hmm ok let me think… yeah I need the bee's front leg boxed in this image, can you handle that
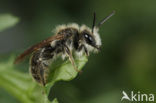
[78,45,89,56]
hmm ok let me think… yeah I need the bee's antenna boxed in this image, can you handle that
[97,11,115,28]
[92,12,96,34]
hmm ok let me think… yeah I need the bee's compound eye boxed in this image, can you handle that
[84,33,95,45]
[84,34,89,38]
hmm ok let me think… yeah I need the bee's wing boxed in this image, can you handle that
[14,34,64,64]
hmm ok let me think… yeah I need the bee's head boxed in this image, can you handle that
[80,27,101,52]
[80,11,115,52]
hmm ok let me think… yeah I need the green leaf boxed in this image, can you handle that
[0,14,19,32]
[45,56,88,100]
[0,55,88,103]
[51,98,59,103]
[0,56,37,103]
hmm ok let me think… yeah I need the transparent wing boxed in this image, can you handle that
[14,34,64,64]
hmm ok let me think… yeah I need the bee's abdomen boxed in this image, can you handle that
[30,45,55,86]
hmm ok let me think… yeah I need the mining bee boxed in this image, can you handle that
[14,11,115,86]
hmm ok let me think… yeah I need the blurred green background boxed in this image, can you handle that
[0,0,156,103]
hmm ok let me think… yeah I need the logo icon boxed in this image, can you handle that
[121,91,154,102]
[121,91,130,101]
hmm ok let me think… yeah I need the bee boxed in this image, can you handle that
[14,11,115,86]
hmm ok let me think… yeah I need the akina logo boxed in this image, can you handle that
[121,91,154,102]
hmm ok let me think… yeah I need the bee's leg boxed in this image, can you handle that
[64,45,80,72]
[84,46,89,56]
[38,62,47,86]
[77,45,83,51]
[30,45,55,86]
[40,45,55,85]
[30,50,47,86]
[78,45,89,56]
